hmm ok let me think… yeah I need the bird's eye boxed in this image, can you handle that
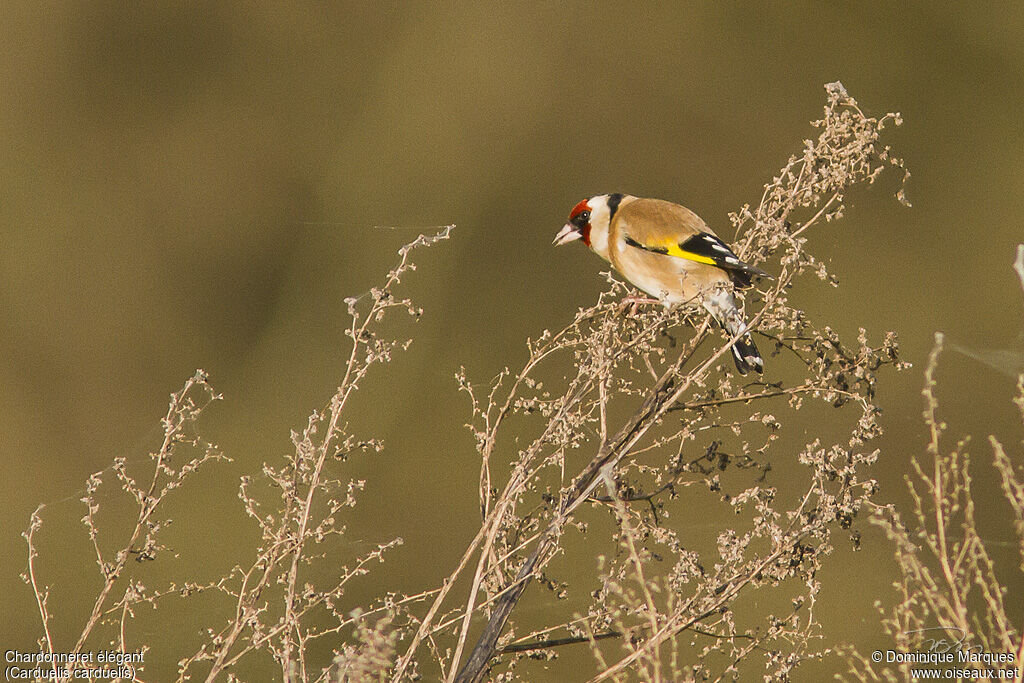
[572,210,591,228]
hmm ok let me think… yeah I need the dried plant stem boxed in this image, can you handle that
[452,127,858,677]
[279,296,377,680]
[51,373,219,682]
[76,390,180,656]
[454,313,771,682]
[400,313,642,680]
[925,336,969,633]
[499,629,626,655]
[417,83,912,682]
[198,229,451,683]
[842,248,1024,680]
[599,466,662,680]
[24,507,55,659]
[590,486,820,682]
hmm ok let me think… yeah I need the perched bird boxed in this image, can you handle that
[553,194,769,374]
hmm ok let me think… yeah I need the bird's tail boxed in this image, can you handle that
[703,289,763,375]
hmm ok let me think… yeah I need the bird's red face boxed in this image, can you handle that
[552,199,592,247]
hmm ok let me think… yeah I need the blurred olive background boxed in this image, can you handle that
[3,2,1023,679]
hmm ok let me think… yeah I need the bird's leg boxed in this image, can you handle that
[621,294,660,305]
[621,294,661,316]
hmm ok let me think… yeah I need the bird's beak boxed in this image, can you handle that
[552,223,582,246]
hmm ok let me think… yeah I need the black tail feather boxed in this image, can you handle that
[703,288,764,375]
[730,333,763,375]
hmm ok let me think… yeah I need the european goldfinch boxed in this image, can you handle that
[553,194,768,374]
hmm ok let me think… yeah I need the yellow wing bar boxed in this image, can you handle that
[623,236,718,266]
[661,241,717,265]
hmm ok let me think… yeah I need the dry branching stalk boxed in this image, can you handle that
[840,248,1024,682]
[24,229,454,683]
[23,370,225,681]
[391,82,911,683]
